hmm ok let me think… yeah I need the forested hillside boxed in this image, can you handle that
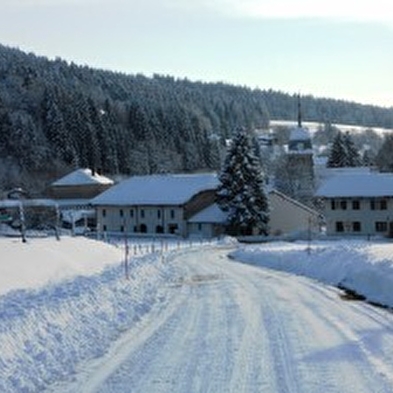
[0,44,392,194]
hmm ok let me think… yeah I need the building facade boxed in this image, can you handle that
[269,190,321,236]
[91,173,219,237]
[316,173,393,237]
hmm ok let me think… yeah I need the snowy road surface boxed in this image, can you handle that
[46,246,393,393]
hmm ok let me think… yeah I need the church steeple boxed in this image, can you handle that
[297,93,302,128]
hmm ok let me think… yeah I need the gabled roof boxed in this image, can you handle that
[188,203,227,224]
[316,173,393,198]
[52,169,113,186]
[270,189,321,216]
[91,173,219,206]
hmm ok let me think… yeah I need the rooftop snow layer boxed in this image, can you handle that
[52,169,113,186]
[289,126,311,141]
[91,173,219,206]
[188,203,227,223]
[316,173,393,198]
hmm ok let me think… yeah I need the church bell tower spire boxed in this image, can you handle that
[297,93,302,128]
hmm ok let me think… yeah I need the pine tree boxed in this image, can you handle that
[375,134,393,172]
[327,130,362,168]
[343,131,361,167]
[327,131,347,167]
[216,128,269,236]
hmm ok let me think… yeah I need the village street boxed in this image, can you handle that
[44,246,393,393]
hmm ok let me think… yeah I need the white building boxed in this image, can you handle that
[316,172,393,237]
[268,189,321,236]
[91,173,219,237]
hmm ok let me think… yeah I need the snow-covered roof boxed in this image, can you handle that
[289,126,311,141]
[91,173,219,206]
[188,203,227,224]
[316,173,393,198]
[52,169,113,186]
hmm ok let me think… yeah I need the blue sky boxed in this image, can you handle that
[1,0,393,107]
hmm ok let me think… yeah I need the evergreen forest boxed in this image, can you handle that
[1,43,393,194]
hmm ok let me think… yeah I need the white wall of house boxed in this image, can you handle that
[187,222,214,239]
[322,197,393,237]
[269,191,320,236]
[187,222,225,239]
[96,205,186,236]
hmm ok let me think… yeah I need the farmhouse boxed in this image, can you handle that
[91,173,219,237]
[316,172,393,237]
[45,168,114,232]
[46,168,114,204]
[268,189,321,236]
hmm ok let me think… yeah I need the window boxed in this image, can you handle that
[352,222,361,232]
[130,209,134,218]
[140,224,147,233]
[375,222,388,232]
[168,223,178,234]
[141,209,145,219]
[103,225,107,232]
[119,209,124,217]
[198,223,202,231]
[352,200,360,210]
[170,209,175,219]
[120,225,124,232]
[335,221,344,232]
[102,209,106,217]
[156,225,164,233]
[370,199,388,210]
[157,209,161,219]
[331,199,349,210]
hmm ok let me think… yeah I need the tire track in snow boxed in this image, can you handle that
[89,247,240,393]
[47,245,393,393]
[223,261,300,393]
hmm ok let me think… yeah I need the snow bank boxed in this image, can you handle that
[231,239,393,308]
[0,236,176,393]
[0,237,125,295]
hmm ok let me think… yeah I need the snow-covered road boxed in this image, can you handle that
[46,246,393,393]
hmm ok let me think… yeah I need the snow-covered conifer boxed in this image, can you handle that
[327,131,347,168]
[343,131,361,167]
[216,128,269,236]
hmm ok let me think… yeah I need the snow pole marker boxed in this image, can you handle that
[19,202,27,243]
[123,220,129,280]
[54,203,60,241]
[161,242,165,264]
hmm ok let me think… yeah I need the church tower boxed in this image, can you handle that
[285,95,315,205]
